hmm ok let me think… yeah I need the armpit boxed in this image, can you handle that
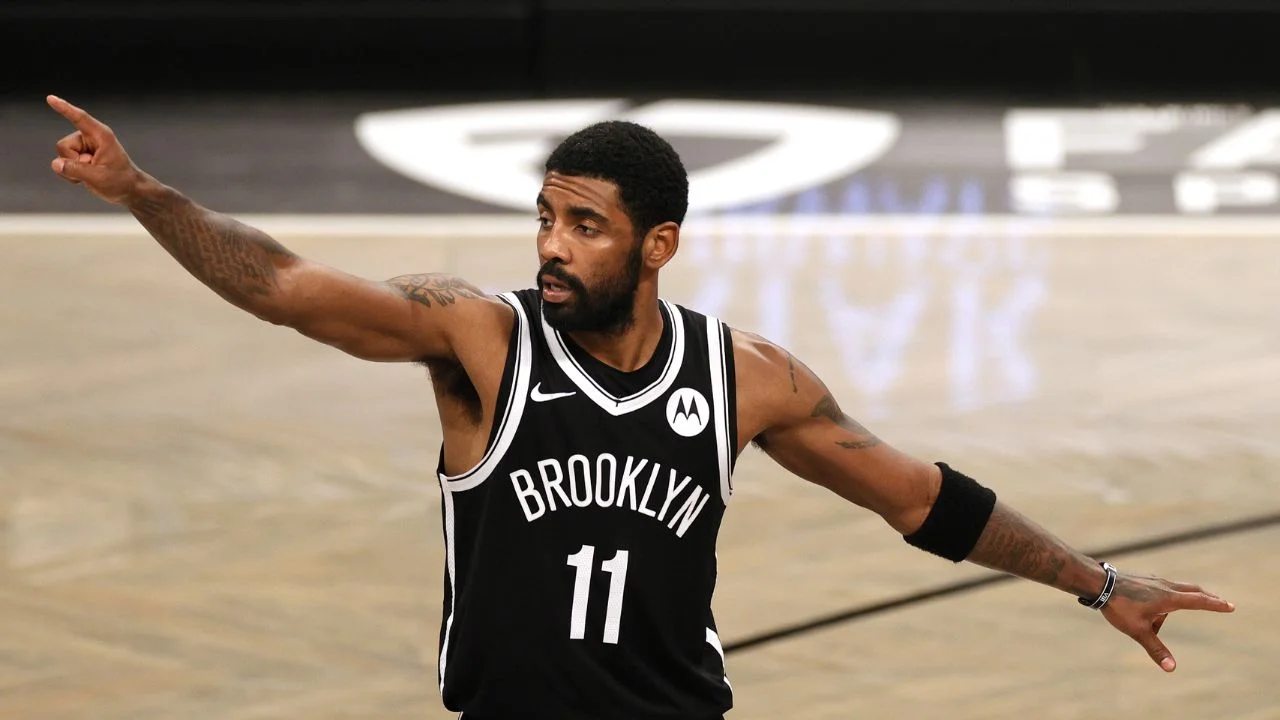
[424,358,483,425]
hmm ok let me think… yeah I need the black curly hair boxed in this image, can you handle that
[544,120,689,238]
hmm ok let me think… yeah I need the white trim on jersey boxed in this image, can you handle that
[438,487,458,694]
[438,291,533,491]
[541,299,686,417]
[706,317,733,505]
[705,627,733,691]
[436,293,532,693]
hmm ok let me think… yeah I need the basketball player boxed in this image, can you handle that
[46,94,1234,719]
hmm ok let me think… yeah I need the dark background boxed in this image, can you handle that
[4,0,1279,104]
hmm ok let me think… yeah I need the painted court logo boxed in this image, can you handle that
[666,388,710,437]
[353,99,900,214]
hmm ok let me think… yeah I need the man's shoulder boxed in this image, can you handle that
[725,326,788,373]
[653,301,782,371]
[717,324,817,447]
[465,286,535,322]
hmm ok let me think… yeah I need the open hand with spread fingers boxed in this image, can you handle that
[1090,565,1235,672]
[47,95,147,205]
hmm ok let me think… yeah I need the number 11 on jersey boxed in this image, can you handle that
[566,545,629,644]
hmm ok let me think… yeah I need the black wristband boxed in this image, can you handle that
[1077,562,1118,610]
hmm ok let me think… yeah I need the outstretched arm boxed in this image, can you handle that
[46,95,509,363]
[732,329,1234,673]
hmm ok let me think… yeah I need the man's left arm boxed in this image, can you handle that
[732,329,1234,673]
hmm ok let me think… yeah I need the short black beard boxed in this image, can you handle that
[538,243,643,336]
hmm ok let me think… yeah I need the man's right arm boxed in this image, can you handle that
[126,179,506,362]
[47,95,508,363]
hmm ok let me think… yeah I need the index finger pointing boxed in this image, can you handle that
[1174,592,1235,613]
[47,95,109,136]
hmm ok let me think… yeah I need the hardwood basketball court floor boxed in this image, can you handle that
[1,215,1277,719]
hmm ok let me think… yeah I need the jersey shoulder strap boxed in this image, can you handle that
[436,289,536,491]
[669,300,741,495]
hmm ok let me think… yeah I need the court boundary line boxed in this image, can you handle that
[723,510,1280,654]
[7,213,1280,238]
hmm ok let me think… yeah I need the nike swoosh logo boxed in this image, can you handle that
[530,383,577,402]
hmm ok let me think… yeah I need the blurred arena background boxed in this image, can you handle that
[3,1,1280,718]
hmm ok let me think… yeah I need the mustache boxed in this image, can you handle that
[538,261,588,295]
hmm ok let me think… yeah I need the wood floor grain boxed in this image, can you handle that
[1,225,1275,719]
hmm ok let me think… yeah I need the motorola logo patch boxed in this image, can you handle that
[666,388,710,438]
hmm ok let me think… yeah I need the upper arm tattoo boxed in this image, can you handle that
[811,393,882,451]
[388,273,484,308]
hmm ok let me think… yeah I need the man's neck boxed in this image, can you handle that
[565,301,665,373]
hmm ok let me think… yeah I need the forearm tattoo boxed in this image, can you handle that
[388,273,484,308]
[966,503,1096,596]
[130,190,296,307]
[811,393,882,450]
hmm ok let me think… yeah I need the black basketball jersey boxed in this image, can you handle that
[434,288,737,720]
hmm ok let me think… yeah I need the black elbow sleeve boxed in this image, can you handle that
[903,462,997,563]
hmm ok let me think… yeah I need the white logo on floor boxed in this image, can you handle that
[353,99,900,214]
[666,388,710,437]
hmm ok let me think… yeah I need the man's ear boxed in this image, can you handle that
[642,221,680,270]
